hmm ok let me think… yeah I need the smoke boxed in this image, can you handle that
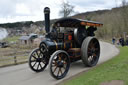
[0,28,8,40]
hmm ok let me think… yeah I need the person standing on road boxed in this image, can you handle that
[112,37,116,45]
[119,37,125,46]
[126,36,128,46]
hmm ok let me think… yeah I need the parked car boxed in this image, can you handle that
[0,42,9,48]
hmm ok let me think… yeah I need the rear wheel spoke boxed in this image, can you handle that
[93,53,97,57]
[93,42,97,46]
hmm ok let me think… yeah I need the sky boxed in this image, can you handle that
[0,0,126,23]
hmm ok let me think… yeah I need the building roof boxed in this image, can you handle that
[19,36,29,40]
[19,33,38,40]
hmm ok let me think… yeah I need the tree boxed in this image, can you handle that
[121,0,128,33]
[59,1,74,18]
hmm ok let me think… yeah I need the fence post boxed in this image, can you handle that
[14,56,17,65]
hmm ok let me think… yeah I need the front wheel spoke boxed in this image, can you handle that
[52,64,56,67]
[53,61,57,64]
[39,62,43,69]
[52,63,56,66]
[52,62,57,67]
[31,59,36,62]
[59,68,63,75]
[57,68,60,76]
[37,63,40,70]
[32,55,37,59]
[53,66,57,73]
[38,52,41,58]
[58,55,61,61]
[32,62,37,67]
[36,51,40,58]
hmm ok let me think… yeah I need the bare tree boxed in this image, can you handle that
[122,0,128,6]
[59,1,74,18]
[121,0,128,32]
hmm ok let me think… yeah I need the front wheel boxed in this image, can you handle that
[81,37,100,67]
[49,50,70,80]
[28,48,48,72]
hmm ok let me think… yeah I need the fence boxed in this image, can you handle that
[0,51,30,67]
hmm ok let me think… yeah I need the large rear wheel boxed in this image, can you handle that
[81,37,100,67]
[49,50,70,80]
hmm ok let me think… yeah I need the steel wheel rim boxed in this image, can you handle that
[50,52,70,79]
[29,49,47,72]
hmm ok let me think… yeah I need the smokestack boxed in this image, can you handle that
[44,7,50,33]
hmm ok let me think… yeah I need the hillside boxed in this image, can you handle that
[0,5,128,39]
[0,19,57,29]
[72,6,128,39]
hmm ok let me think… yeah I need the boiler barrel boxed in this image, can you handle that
[45,40,73,52]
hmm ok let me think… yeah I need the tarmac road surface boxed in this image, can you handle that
[0,41,119,85]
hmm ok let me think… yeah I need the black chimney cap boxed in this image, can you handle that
[44,7,50,14]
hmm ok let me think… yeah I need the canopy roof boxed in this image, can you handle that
[53,18,103,28]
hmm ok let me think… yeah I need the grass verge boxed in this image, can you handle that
[3,36,20,42]
[62,46,128,85]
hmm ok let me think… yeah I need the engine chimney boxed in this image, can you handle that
[44,7,50,33]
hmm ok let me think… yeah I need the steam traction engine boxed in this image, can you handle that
[28,7,103,79]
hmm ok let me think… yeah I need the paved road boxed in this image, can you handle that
[0,42,119,85]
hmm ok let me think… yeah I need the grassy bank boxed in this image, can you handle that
[3,36,20,42]
[62,46,128,85]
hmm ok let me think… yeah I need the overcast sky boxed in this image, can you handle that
[0,0,127,23]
